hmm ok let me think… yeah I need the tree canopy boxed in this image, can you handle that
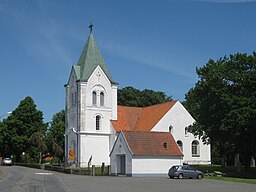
[185,52,256,167]
[0,96,47,162]
[118,86,172,107]
[45,110,65,162]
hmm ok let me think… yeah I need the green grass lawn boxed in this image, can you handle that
[81,166,109,176]
[205,175,256,184]
[193,165,256,184]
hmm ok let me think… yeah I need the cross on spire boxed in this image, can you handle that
[89,22,93,33]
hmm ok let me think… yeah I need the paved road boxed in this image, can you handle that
[0,166,69,192]
[0,166,255,192]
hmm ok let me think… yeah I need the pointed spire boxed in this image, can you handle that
[76,23,114,83]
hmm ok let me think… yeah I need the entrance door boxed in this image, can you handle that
[119,155,126,175]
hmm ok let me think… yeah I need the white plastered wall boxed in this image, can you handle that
[81,65,116,133]
[80,134,110,166]
[78,66,117,166]
[67,68,78,132]
[110,132,182,177]
[152,101,211,165]
[132,156,182,177]
[65,67,79,164]
[66,129,78,164]
[110,132,132,175]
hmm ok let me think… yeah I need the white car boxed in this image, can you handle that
[2,158,12,166]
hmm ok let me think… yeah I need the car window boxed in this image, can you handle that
[189,166,196,170]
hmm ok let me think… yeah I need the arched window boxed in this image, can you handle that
[100,92,104,106]
[169,125,173,133]
[96,115,101,131]
[177,140,183,152]
[192,140,200,157]
[92,91,97,105]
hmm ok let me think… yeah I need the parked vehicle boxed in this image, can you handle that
[2,158,13,166]
[168,165,203,179]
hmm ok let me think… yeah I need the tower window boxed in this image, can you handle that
[92,91,97,105]
[192,140,200,157]
[71,92,77,106]
[71,93,74,106]
[100,92,104,106]
[96,115,101,131]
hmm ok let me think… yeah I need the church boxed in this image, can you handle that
[64,24,211,175]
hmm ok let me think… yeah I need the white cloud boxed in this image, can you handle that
[101,39,196,80]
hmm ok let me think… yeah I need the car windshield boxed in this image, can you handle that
[5,158,11,160]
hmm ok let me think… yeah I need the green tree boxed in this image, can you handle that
[46,110,65,162]
[28,131,47,164]
[0,96,47,162]
[118,86,172,107]
[185,52,256,167]
[0,121,7,157]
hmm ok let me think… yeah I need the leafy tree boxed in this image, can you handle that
[0,96,47,162]
[0,121,7,157]
[28,131,47,164]
[46,110,65,162]
[118,86,172,107]
[185,52,256,168]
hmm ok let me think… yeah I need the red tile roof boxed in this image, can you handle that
[122,131,183,156]
[111,101,177,132]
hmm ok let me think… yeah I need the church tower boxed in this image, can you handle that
[65,23,118,167]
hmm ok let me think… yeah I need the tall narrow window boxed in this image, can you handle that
[100,92,104,106]
[192,140,200,157]
[96,115,101,130]
[71,93,74,106]
[92,91,97,105]
[75,92,77,105]
[177,140,183,152]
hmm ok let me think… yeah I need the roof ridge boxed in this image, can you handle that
[117,105,143,109]
[122,130,172,133]
[142,100,177,109]
[118,101,177,109]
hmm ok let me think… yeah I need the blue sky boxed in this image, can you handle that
[0,0,256,122]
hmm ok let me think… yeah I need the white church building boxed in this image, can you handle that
[64,25,211,174]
